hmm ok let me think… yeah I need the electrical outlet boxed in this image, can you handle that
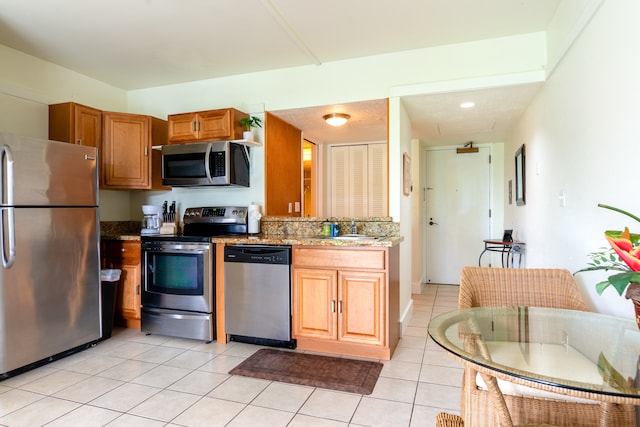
[294,202,300,212]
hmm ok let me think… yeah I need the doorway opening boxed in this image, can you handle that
[303,139,317,217]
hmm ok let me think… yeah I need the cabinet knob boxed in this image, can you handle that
[121,248,126,253]
[331,300,335,313]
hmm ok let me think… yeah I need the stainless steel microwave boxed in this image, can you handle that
[161,141,250,187]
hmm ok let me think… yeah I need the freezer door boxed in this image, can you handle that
[0,133,98,207]
[0,207,100,374]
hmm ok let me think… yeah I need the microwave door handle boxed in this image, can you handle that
[204,142,213,183]
[0,145,16,268]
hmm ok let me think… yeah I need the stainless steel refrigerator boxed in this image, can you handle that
[0,133,101,377]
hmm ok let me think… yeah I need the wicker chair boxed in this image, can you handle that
[457,266,636,427]
[435,412,555,427]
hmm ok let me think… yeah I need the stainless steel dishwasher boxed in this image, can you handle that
[224,245,295,348]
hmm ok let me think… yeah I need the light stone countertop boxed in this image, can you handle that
[101,233,402,247]
[100,217,403,247]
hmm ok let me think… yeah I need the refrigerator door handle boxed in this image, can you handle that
[0,144,14,206]
[0,145,16,268]
[1,207,16,268]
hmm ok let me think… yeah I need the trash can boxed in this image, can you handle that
[100,269,121,340]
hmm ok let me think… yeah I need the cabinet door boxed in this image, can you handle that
[121,264,141,319]
[102,112,151,189]
[168,112,198,143]
[115,263,141,320]
[338,270,386,346]
[292,268,337,340]
[198,109,232,140]
[49,102,102,148]
[74,104,102,148]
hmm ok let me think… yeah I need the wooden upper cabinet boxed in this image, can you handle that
[49,102,102,148]
[102,112,168,190]
[168,108,248,143]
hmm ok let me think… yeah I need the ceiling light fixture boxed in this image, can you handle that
[460,101,475,109]
[323,113,350,126]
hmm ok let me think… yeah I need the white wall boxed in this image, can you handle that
[411,138,423,293]
[389,97,414,331]
[506,0,640,319]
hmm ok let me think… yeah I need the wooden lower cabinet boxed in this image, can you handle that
[292,246,397,360]
[102,240,142,329]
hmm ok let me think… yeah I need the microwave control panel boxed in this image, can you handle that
[211,151,225,177]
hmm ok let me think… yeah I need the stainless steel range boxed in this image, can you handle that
[140,206,247,342]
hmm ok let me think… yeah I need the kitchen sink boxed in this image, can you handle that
[327,234,378,241]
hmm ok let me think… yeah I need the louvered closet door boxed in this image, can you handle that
[368,143,387,216]
[348,145,368,217]
[331,146,349,216]
[330,143,387,217]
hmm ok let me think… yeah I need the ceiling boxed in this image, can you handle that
[0,0,559,144]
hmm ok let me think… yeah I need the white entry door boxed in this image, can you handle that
[425,147,491,284]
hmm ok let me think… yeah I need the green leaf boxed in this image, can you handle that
[595,281,611,295]
[598,204,640,225]
[608,272,640,295]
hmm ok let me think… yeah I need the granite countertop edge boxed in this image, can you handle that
[100,234,404,247]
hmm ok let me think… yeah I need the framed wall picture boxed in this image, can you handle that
[403,152,412,196]
[508,179,513,205]
[515,144,526,206]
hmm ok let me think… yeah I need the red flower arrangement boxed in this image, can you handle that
[576,204,640,296]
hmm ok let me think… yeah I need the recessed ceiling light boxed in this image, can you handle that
[460,101,475,109]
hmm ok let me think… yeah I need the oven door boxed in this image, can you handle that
[142,241,213,313]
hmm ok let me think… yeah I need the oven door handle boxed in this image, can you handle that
[144,308,209,321]
[143,248,210,255]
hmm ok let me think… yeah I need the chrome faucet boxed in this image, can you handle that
[351,220,357,234]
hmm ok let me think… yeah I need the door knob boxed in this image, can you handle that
[429,218,438,226]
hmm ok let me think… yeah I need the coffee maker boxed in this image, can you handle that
[141,205,162,235]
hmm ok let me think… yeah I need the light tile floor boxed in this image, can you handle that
[0,284,462,427]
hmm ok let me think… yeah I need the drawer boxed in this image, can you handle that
[103,240,141,261]
[293,247,386,270]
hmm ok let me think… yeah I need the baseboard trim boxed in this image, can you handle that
[399,298,414,337]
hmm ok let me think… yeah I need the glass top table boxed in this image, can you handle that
[428,307,640,425]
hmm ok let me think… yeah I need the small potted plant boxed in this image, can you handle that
[239,116,262,141]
